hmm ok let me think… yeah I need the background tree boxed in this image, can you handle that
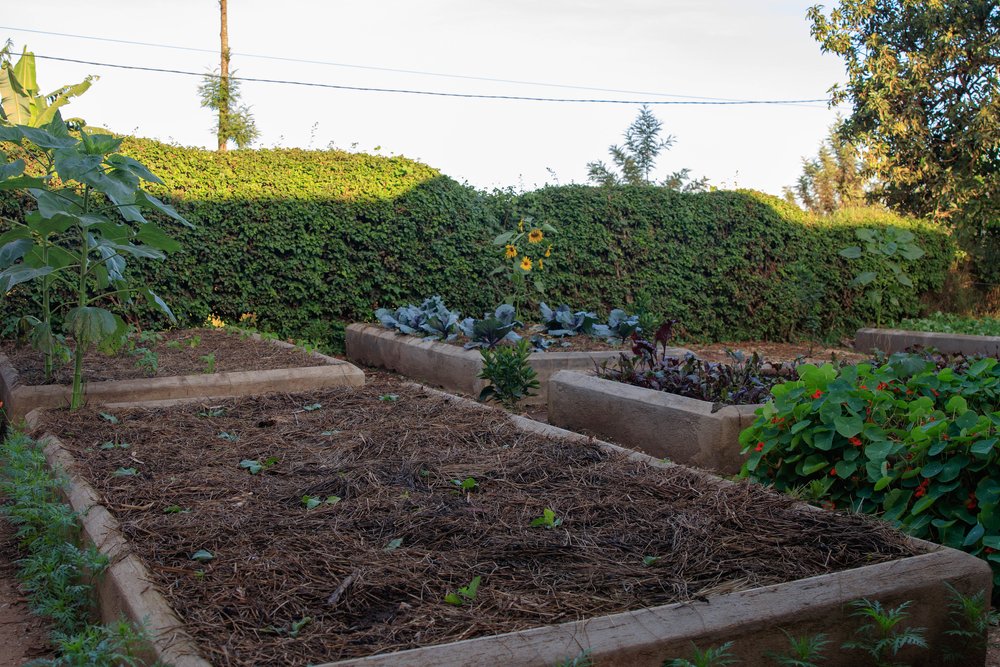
[808,0,1000,283]
[199,0,258,151]
[784,121,871,214]
[587,105,707,192]
[1,45,95,129]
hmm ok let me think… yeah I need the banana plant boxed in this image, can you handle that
[0,48,96,129]
[0,119,190,408]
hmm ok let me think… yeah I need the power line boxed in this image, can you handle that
[29,53,833,106]
[3,24,823,104]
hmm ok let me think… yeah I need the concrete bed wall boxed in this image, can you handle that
[856,327,1000,357]
[345,323,689,406]
[1,335,365,424]
[548,370,757,475]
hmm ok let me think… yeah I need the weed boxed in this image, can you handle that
[164,339,182,350]
[200,352,216,373]
[131,347,158,376]
[664,641,737,667]
[444,576,481,606]
[451,477,478,492]
[841,598,927,666]
[530,507,563,529]
[98,441,129,450]
[302,495,340,510]
[163,505,189,514]
[379,393,400,402]
[302,403,322,411]
[112,467,137,477]
[217,431,239,442]
[642,555,660,567]
[98,412,118,424]
[197,407,225,418]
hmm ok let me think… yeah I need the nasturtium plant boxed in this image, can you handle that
[740,353,1000,585]
[0,112,191,408]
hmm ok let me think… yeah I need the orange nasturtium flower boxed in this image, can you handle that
[520,256,533,272]
[505,244,517,259]
[528,228,544,243]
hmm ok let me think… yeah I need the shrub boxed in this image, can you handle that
[740,354,1000,585]
[477,339,539,409]
[897,312,1000,338]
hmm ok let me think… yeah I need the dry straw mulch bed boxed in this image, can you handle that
[4,328,321,385]
[40,380,914,666]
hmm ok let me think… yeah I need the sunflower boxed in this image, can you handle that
[538,258,544,270]
[520,256,533,272]
[544,244,552,258]
[528,228,544,243]
[505,244,517,259]
[517,219,525,232]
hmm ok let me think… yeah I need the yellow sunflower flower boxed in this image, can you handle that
[517,219,525,232]
[528,228,544,243]
[544,245,552,258]
[538,258,544,270]
[520,256,533,272]
[505,244,517,259]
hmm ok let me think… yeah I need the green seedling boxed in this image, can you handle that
[165,339,182,350]
[302,403,322,411]
[99,440,130,450]
[767,630,831,667]
[452,477,479,492]
[112,467,137,477]
[841,598,927,665]
[302,495,340,510]
[200,352,216,373]
[378,393,399,402]
[190,549,214,562]
[132,347,158,375]
[99,412,119,424]
[187,335,201,348]
[239,457,277,475]
[163,505,189,514]
[664,641,738,667]
[444,575,481,606]
[265,616,312,637]
[531,508,563,529]
[384,537,404,552]
[198,407,226,418]
[217,431,239,442]
[320,430,341,436]
[642,555,660,567]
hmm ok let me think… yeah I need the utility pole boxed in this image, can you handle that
[218,0,229,152]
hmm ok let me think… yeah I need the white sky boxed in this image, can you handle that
[4,1,849,195]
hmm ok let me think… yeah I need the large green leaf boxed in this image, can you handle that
[0,158,25,181]
[53,149,104,182]
[0,238,33,269]
[0,67,31,125]
[0,264,53,292]
[134,222,182,252]
[18,126,77,149]
[135,190,192,227]
[65,306,123,343]
[839,246,862,259]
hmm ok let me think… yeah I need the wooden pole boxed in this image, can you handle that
[218,0,229,152]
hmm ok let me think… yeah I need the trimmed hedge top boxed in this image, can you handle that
[0,137,954,350]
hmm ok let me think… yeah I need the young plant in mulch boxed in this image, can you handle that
[740,352,1000,586]
[477,338,540,409]
[0,115,190,408]
[597,322,796,407]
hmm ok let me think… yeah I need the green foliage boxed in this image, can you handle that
[477,338,540,409]
[587,105,707,192]
[198,70,258,149]
[941,582,997,663]
[0,432,148,665]
[838,226,925,326]
[443,576,481,606]
[784,121,870,215]
[0,47,95,129]
[766,631,830,667]
[492,215,556,313]
[740,354,1000,585]
[0,139,953,351]
[840,599,927,666]
[458,304,522,350]
[663,642,737,667]
[530,507,563,529]
[808,0,1000,284]
[898,312,1000,338]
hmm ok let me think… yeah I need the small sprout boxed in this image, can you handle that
[302,495,340,510]
[288,616,311,638]
[240,459,263,475]
[198,407,226,418]
[200,352,216,374]
[530,508,563,529]
[99,441,130,450]
[112,467,138,477]
[303,403,323,411]
[188,335,202,348]
[643,555,660,567]
[163,505,189,514]
[99,412,119,424]
[190,549,214,562]
[419,469,430,477]
[217,431,239,442]
[165,340,182,350]
[444,576,482,606]
[320,430,341,436]
[384,537,404,552]
[451,477,479,492]
[378,393,400,402]
[193,569,205,578]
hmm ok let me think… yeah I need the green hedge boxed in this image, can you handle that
[0,137,955,349]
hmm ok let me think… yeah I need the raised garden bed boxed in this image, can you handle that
[548,370,758,474]
[1,328,364,423]
[27,380,990,666]
[855,327,1000,358]
[345,323,687,405]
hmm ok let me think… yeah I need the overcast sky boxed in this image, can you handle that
[4,1,849,195]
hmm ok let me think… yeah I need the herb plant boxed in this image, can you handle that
[477,338,539,409]
[0,116,190,408]
[458,304,522,349]
[664,642,738,667]
[840,599,927,666]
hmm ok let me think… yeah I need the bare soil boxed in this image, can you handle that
[39,379,914,666]
[0,516,52,665]
[689,340,869,365]
[3,328,324,386]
